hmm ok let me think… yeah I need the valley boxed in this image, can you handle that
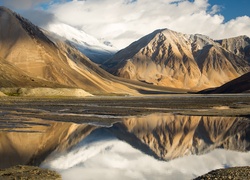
[0,5,250,180]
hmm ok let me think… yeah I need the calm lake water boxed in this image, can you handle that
[0,96,250,179]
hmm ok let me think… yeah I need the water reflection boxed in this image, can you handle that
[1,112,250,179]
[0,117,95,168]
[109,113,250,160]
[41,113,250,180]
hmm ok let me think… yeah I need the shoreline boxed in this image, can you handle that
[0,94,249,179]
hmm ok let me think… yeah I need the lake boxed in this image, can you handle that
[0,95,250,179]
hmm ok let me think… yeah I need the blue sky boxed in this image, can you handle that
[0,0,249,48]
[208,0,249,22]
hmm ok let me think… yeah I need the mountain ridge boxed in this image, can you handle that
[0,7,182,96]
[103,28,250,90]
[0,6,128,95]
[44,23,116,64]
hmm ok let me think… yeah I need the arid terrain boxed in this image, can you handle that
[0,5,250,180]
[0,94,249,125]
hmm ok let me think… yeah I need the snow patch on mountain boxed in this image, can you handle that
[44,23,117,64]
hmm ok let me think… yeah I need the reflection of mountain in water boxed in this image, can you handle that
[40,113,250,180]
[1,113,250,170]
[0,118,95,168]
[109,113,250,160]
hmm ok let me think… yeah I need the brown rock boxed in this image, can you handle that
[0,165,61,180]
[194,166,250,180]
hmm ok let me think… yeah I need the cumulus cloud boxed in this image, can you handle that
[209,5,221,15]
[2,0,250,49]
[38,0,249,49]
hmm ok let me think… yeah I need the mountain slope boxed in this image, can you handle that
[44,23,116,64]
[201,72,250,93]
[216,35,250,62]
[0,7,153,95]
[104,29,250,90]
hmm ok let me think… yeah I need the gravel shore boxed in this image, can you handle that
[194,166,250,180]
[0,165,61,180]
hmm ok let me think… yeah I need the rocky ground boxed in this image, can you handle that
[0,165,61,180]
[0,94,249,126]
[194,166,250,180]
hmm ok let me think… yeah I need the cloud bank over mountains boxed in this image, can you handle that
[1,0,250,49]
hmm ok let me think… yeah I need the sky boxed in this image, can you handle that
[0,0,250,49]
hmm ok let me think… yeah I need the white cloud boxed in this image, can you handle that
[209,5,221,15]
[4,0,250,49]
[41,131,250,180]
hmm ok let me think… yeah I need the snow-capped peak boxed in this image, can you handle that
[44,23,117,64]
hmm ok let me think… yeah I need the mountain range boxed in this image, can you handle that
[0,6,178,96]
[0,6,249,95]
[103,29,250,90]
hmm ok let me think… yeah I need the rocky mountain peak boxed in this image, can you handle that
[0,7,146,95]
[216,35,250,61]
[104,28,250,90]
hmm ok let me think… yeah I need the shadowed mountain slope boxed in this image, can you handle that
[200,72,250,93]
[0,7,120,94]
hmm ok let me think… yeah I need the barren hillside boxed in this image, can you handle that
[104,29,250,90]
[0,7,176,96]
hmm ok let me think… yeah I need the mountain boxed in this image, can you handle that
[200,72,250,93]
[0,6,127,95]
[216,35,250,62]
[44,23,116,64]
[103,29,250,90]
[1,7,175,96]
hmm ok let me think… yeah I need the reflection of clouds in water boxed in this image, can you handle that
[42,128,250,180]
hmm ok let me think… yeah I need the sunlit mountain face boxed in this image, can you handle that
[103,29,250,90]
[1,7,163,97]
[39,113,250,180]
